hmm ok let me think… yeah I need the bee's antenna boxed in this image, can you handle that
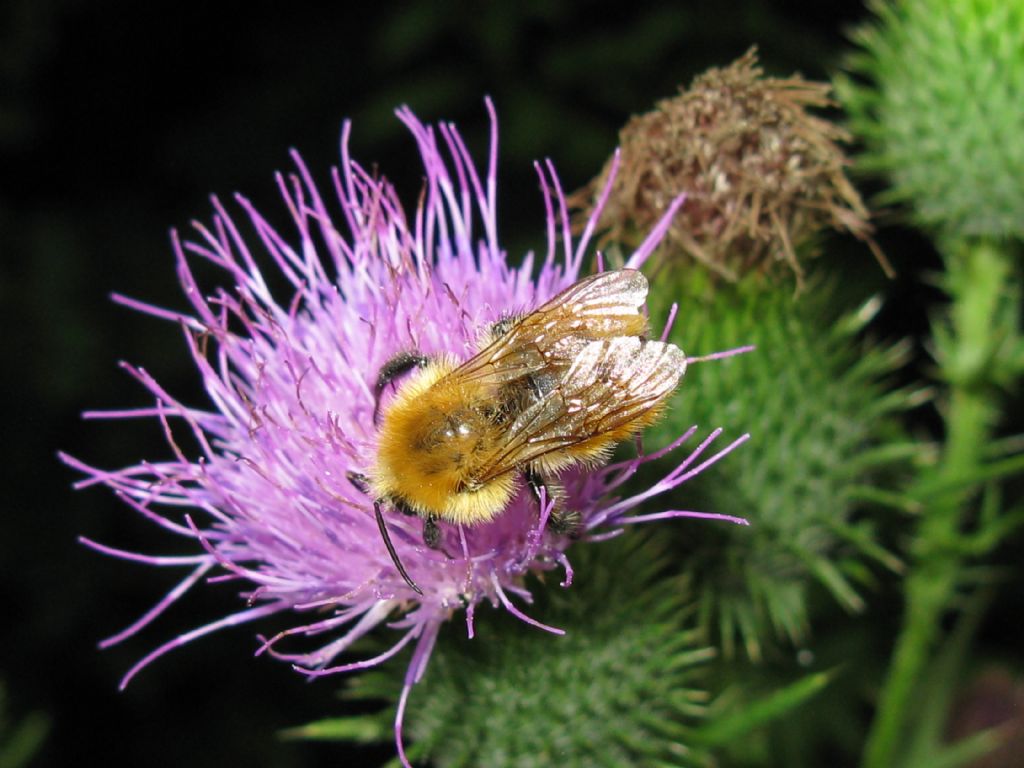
[374,501,424,596]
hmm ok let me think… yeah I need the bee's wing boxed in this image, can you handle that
[455,269,651,385]
[475,336,687,482]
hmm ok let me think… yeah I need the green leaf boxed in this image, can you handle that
[914,452,1024,501]
[280,715,387,743]
[902,729,1003,768]
[0,711,49,768]
[691,669,835,747]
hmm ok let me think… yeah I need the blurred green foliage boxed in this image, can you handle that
[838,0,1024,239]
[0,682,48,768]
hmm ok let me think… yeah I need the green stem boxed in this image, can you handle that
[861,240,1009,768]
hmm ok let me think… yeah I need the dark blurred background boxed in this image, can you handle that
[0,1,950,766]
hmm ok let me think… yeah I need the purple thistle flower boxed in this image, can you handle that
[62,100,748,767]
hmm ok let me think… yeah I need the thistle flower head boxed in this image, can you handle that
[63,102,746,765]
[575,49,883,283]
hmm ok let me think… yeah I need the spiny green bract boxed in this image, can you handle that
[838,0,1024,238]
[650,273,915,661]
[341,534,715,768]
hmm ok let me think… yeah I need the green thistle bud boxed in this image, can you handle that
[838,0,1024,237]
[575,49,881,284]
[331,534,715,767]
[650,274,917,660]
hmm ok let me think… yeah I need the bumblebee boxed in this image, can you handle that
[350,268,689,594]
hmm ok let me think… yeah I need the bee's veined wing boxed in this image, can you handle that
[474,336,687,483]
[453,269,651,386]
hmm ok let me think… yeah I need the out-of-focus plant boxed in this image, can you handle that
[837,2,1024,767]
[0,681,48,768]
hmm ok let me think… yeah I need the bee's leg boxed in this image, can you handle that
[392,495,452,554]
[524,466,547,508]
[415,511,457,560]
[549,507,582,537]
[373,500,423,596]
[346,471,371,495]
[374,352,431,425]
[486,313,526,341]
[524,467,581,537]
[423,515,443,550]
[391,497,418,517]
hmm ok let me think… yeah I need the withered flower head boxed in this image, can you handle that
[576,48,885,283]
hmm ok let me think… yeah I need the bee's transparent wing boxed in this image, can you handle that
[475,337,687,482]
[454,269,651,385]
